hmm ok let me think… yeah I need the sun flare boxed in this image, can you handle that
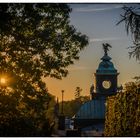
[0,78,6,84]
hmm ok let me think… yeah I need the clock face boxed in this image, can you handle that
[102,80,111,89]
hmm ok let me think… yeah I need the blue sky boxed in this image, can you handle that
[46,3,140,101]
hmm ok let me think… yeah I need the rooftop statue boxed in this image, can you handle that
[102,43,112,55]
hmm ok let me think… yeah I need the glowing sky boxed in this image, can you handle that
[45,4,140,101]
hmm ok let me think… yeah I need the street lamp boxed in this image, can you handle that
[58,90,65,130]
[61,90,64,115]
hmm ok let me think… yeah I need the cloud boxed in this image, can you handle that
[74,5,123,13]
[68,66,92,71]
[90,37,123,42]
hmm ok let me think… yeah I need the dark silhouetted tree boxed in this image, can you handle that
[117,5,140,61]
[0,3,88,136]
[75,86,82,99]
[60,95,90,118]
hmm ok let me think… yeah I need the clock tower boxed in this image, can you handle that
[74,44,120,131]
[91,43,119,99]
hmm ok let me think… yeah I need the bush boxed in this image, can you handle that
[104,81,140,136]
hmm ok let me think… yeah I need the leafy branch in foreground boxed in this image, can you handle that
[117,5,140,61]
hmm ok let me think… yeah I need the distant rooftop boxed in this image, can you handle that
[74,99,106,119]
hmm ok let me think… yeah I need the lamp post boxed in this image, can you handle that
[58,90,65,130]
[61,90,64,115]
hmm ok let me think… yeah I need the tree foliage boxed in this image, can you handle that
[60,86,90,118]
[0,3,88,136]
[104,80,140,136]
[60,95,90,118]
[74,86,82,99]
[117,5,140,61]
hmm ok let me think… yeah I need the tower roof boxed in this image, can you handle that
[74,99,105,119]
[96,45,117,74]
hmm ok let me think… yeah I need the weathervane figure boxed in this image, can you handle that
[102,43,112,55]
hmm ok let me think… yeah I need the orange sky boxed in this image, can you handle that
[44,4,140,101]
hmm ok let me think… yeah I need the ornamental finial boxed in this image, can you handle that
[102,43,112,55]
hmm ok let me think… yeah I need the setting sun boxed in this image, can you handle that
[0,77,7,84]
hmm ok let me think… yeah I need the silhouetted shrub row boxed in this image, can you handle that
[104,82,140,136]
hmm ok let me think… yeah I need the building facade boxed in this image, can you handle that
[74,44,119,131]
